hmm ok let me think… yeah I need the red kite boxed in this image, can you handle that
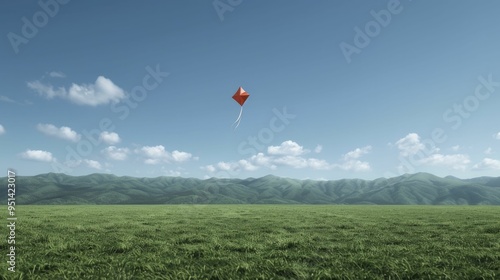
[232,87,249,129]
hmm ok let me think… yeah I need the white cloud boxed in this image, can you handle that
[21,150,54,162]
[202,165,216,173]
[99,131,120,145]
[268,140,305,156]
[49,71,66,78]
[337,160,371,172]
[68,76,125,106]
[204,152,332,174]
[336,146,372,171]
[27,76,125,106]
[202,160,253,174]
[64,159,103,170]
[266,156,329,170]
[314,145,323,153]
[84,159,102,170]
[101,146,129,160]
[307,158,331,170]
[135,145,195,164]
[37,123,81,142]
[343,145,372,161]
[273,155,308,168]
[171,150,193,162]
[27,81,66,99]
[484,147,493,155]
[392,134,472,171]
[0,124,5,135]
[138,145,168,159]
[216,161,237,171]
[250,153,273,167]
[238,159,258,171]
[205,160,259,173]
[395,133,425,156]
[418,154,470,170]
[495,132,500,140]
[473,158,500,170]
[203,142,375,176]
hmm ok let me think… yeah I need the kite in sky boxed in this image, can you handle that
[232,86,250,129]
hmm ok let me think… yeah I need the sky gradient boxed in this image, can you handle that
[1,0,500,180]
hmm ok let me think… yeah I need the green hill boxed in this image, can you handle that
[2,172,499,205]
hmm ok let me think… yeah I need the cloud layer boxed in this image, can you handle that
[37,123,81,142]
[100,131,121,145]
[268,140,305,156]
[338,145,372,171]
[28,76,125,106]
[102,146,129,161]
[135,145,194,165]
[473,158,500,170]
[394,133,476,171]
[395,133,425,156]
[203,141,372,175]
[21,150,54,162]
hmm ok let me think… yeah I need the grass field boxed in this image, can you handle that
[2,205,500,279]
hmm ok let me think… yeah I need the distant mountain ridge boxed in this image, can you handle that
[2,172,500,205]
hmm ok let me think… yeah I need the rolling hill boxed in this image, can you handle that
[2,172,500,205]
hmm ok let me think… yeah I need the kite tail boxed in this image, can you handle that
[232,106,243,129]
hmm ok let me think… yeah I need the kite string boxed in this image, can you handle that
[232,106,243,129]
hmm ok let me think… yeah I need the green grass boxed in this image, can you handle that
[2,205,500,279]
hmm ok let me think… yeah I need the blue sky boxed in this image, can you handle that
[1,0,500,180]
